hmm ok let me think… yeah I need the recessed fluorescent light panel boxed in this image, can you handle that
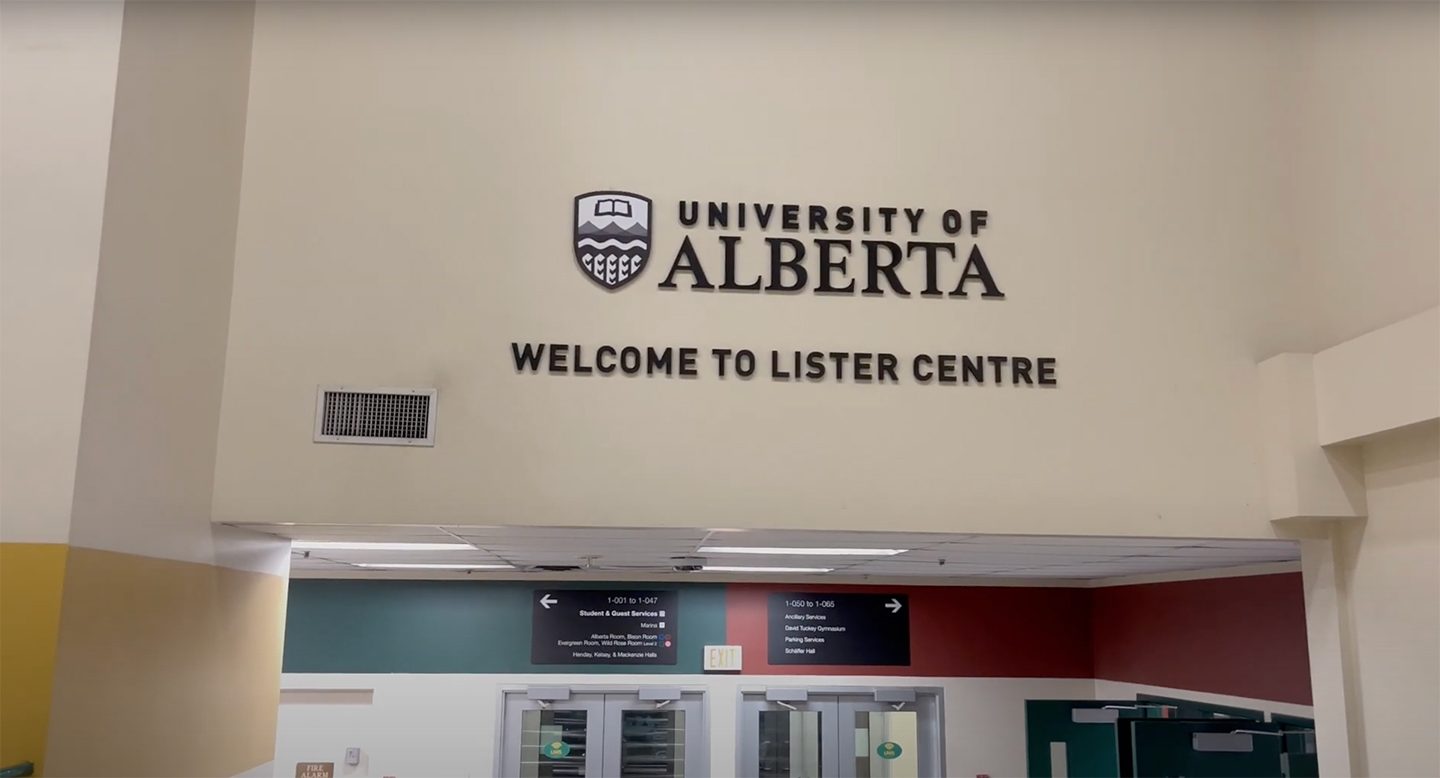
[352,563,511,570]
[702,565,834,574]
[292,541,473,551]
[699,546,907,556]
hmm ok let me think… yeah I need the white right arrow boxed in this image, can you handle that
[885,598,902,613]
[540,594,558,609]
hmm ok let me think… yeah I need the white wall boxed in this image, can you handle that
[0,0,122,543]
[276,673,1096,778]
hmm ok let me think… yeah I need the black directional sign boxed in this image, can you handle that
[767,592,910,665]
[531,589,678,665]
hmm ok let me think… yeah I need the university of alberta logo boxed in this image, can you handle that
[574,191,651,290]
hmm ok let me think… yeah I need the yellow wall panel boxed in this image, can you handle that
[43,548,286,778]
[0,543,68,775]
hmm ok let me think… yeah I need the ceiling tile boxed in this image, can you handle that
[248,523,1303,581]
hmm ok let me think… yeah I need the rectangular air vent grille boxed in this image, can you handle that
[314,387,436,446]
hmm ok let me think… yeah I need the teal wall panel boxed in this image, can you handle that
[283,580,727,673]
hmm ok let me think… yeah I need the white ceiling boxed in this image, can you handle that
[233,523,1302,583]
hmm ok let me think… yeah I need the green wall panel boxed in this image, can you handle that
[283,580,727,673]
[1137,693,1263,721]
[1271,714,1318,778]
[1025,699,1142,778]
[1128,719,1283,778]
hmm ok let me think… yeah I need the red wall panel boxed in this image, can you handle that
[1090,573,1312,705]
[725,583,1094,677]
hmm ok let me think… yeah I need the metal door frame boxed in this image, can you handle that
[499,690,607,778]
[836,693,943,778]
[738,691,840,778]
[602,690,706,777]
[736,686,946,778]
[497,685,710,778]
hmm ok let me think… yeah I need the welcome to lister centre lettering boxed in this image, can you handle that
[512,343,1057,386]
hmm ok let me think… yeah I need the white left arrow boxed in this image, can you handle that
[885,598,902,614]
[540,594,558,609]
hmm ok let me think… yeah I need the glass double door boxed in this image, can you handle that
[502,689,704,778]
[741,690,942,778]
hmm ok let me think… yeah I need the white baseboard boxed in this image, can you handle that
[232,760,273,778]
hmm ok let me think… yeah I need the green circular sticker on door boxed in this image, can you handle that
[877,741,903,760]
[542,740,571,759]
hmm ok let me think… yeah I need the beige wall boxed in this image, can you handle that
[2,3,1435,775]
[0,0,123,543]
[23,2,293,775]
[45,548,287,778]
[213,1,1440,539]
[67,0,261,566]
[1335,423,1440,776]
[1292,2,1440,348]
[1313,307,1440,447]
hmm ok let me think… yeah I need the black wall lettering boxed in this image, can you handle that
[913,354,933,382]
[659,236,714,290]
[719,235,760,291]
[987,355,1009,383]
[678,201,699,226]
[878,353,898,382]
[766,238,808,292]
[878,207,897,232]
[782,204,800,230]
[808,205,828,231]
[707,201,729,228]
[735,349,756,377]
[909,241,957,297]
[815,239,856,294]
[512,342,544,372]
[620,347,642,373]
[755,203,775,229]
[712,348,732,377]
[962,356,984,383]
[647,347,672,375]
[805,351,826,379]
[548,344,569,373]
[937,354,957,383]
[1013,356,1033,384]
[862,241,910,296]
[950,245,1004,298]
[903,207,924,233]
[1038,357,1058,386]
[854,352,873,381]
